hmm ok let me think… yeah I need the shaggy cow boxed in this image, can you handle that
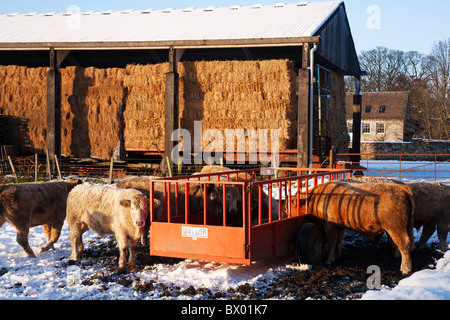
[0,180,80,258]
[116,176,162,246]
[407,181,450,251]
[289,180,415,274]
[66,184,156,268]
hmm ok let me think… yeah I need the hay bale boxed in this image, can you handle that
[0,65,127,159]
[60,66,127,159]
[0,65,48,154]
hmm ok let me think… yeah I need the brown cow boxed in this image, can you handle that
[289,180,415,274]
[0,180,81,257]
[406,181,450,251]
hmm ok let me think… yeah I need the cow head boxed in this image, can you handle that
[286,192,308,217]
[120,193,151,228]
[224,185,241,215]
[206,185,224,216]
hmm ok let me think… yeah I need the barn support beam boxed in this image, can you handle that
[46,48,62,176]
[164,47,184,174]
[352,92,363,164]
[297,44,311,168]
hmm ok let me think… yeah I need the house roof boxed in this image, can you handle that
[346,92,410,121]
[0,1,361,78]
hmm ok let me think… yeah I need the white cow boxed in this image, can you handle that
[67,183,158,268]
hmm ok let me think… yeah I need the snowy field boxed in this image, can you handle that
[0,161,449,300]
[0,222,448,300]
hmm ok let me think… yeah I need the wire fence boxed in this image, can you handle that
[1,150,450,184]
[337,153,450,182]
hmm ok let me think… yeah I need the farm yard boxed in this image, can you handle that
[0,1,449,305]
[0,161,449,301]
[0,219,448,301]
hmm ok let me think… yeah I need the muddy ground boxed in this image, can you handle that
[69,231,444,300]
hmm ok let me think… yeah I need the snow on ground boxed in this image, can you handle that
[0,220,448,300]
[0,222,308,300]
[0,161,449,300]
[362,248,450,300]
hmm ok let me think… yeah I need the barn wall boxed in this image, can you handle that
[328,69,350,154]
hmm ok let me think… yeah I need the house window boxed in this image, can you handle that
[362,123,371,134]
[365,106,372,113]
[348,122,353,133]
[379,106,387,113]
[376,123,385,134]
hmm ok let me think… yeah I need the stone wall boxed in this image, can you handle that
[360,139,450,160]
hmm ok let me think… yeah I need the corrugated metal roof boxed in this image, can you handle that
[0,2,341,44]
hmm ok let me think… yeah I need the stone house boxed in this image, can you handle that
[346,92,410,145]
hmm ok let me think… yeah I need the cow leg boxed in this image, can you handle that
[128,238,138,266]
[16,229,36,258]
[116,234,128,268]
[324,223,339,265]
[436,221,449,252]
[335,229,345,261]
[41,219,64,253]
[41,224,55,252]
[387,231,413,275]
[416,221,436,250]
[140,220,150,247]
[69,223,85,261]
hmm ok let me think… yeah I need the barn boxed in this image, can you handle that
[0,1,362,171]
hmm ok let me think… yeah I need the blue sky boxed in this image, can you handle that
[1,0,449,54]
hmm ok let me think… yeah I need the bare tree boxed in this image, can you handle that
[428,39,450,139]
[354,41,450,140]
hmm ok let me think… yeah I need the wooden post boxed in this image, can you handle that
[7,156,17,180]
[46,149,52,180]
[164,47,181,175]
[35,153,38,182]
[109,157,114,184]
[47,48,62,175]
[352,93,362,164]
[54,155,62,180]
[297,44,311,168]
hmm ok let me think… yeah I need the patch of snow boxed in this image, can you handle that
[362,249,450,300]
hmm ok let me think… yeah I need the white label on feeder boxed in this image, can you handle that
[182,226,208,240]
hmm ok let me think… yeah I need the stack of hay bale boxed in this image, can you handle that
[0,59,310,159]
[123,59,298,152]
[0,65,48,154]
[0,65,127,159]
[61,66,127,159]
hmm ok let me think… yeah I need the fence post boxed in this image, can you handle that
[109,157,114,184]
[7,156,17,180]
[166,156,173,178]
[46,149,52,180]
[35,153,38,182]
[54,155,62,180]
